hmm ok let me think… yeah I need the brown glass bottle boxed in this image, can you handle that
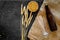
[45,5,57,31]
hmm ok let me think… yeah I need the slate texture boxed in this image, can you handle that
[0,1,21,40]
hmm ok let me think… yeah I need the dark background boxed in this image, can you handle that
[0,1,21,40]
[0,0,43,40]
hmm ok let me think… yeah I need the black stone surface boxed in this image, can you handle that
[0,1,21,40]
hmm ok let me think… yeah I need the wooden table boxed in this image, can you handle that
[28,2,60,40]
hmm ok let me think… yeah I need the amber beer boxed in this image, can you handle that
[45,5,57,31]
